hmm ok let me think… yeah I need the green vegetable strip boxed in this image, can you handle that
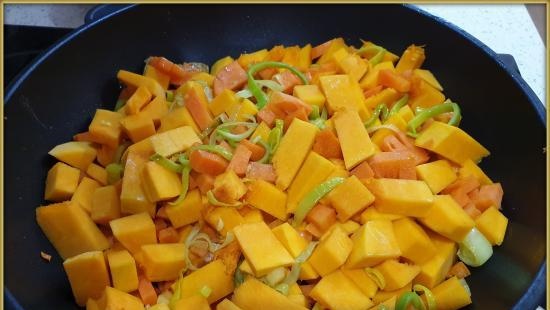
[364,103,389,128]
[407,101,462,138]
[199,285,212,298]
[206,190,242,208]
[256,80,284,92]
[365,267,386,290]
[168,165,191,206]
[235,88,254,99]
[356,45,382,56]
[114,141,131,164]
[309,105,321,120]
[247,61,309,109]
[150,153,183,173]
[114,99,126,111]
[413,284,436,310]
[309,105,326,129]
[395,292,426,310]
[166,90,175,102]
[216,126,256,144]
[388,94,409,118]
[106,163,124,185]
[274,283,289,295]
[292,177,345,227]
[199,118,223,140]
[369,47,386,66]
[189,145,233,161]
[255,139,271,164]
[234,268,245,287]
[378,305,390,310]
[457,227,493,267]
[282,241,319,288]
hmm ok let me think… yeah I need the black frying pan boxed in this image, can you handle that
[4,4,546,309]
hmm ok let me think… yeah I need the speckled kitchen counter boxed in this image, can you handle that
[4,4,546,106]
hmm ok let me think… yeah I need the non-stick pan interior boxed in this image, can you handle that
[4,5,546,309]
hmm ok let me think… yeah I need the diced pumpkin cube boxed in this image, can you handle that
[232,278,307,310]
[158,107,200,134]
[475,207,508,245]
[366,178,434,217]
[395,44,425,73]
[416,160,458,194]
[91,185,121,224]
[48,141,97,170]
[359,61,394,90]
[414,234,457,288]
[141,243,187,281]
[86,163,108,186]
[272,223,319,280]
[420,195,475,242]
[140,96,169,126]
[250,121,271,142]
[415,121,490,164]
[140,161,181,202]
[310,270,373,310]
[272,118,319,190]
[242,208,264,224]
[63,251,110,306]
[126,85,152,115]
[238,48,269,68]
[89,109,124,148]
[393,218,436,264]
[205,207,245,236]
[293,85,326,109]
[245,179,287,220]
[374,259,420,291]
[309,226,353,276]
[333,48,368,81]
[234,222,294,276]
[96,286,144,310]
[413,69,443,91]
[409,78,445,110]
[120,151,156,216]
[320,75,369,120]
[334,109,376,170]
[217,299,243,310]
[117,69,164,98]
[174,295,210,310]
[339,220,361,235]
[36,201,110,259]
[144,64,170,90]
[44,162,80,201]
[364,87,400,110]
[429,277,472,310]
[165,189,204,228]
[209,89,240,117]
[106,249,139,293]
[341,268,378,298]
[87,298,100,310]
[232,98,259,121]
[359,207,404,223]
[317,38,347,64]
[109,213,157,254]
[346,220,401,268]
[177,260,234,304]
[213,170,248,204]
[120,113,156,143]
[72,177,101,213]
[286,151,336,214]
[459,159,493,185]
[328,175,375,221]
[150,126,201,157]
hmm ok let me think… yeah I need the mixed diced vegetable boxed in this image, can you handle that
[37,37,508,310]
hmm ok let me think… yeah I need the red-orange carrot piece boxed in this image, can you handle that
[188,173,198,190]
[442,176,480,207]
[351,161,375,179]
[227,144,252,176]
[118,85,137,101]
[190,150,229,176]
[96,144,116,167]
[363,85,384,99]
[313,128,343,159]
[378,69,411,92]
[158,227,179,243]
[447,261,471,279]
[246,162,277,183]
[239,139,266,161]
[270,91,313,116]
[463,202,482,219]
[218,140,233,153]
[368,151,416,180]
[311,39,333,60]
[400,69,414,81]
[185,87,214,131]
[305,204,337,232]
[195,172,216,195]
[213,61,248,96]
[154,218,168,232]
[382,133,430,165]
[138,277,157,306]
[259,67,278,80]
[470,183,504,211]
[257,109,276,127]
[283,107,309,130]
[148,56,195,85]
[274,70,303,94]
[305,223,323,239]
